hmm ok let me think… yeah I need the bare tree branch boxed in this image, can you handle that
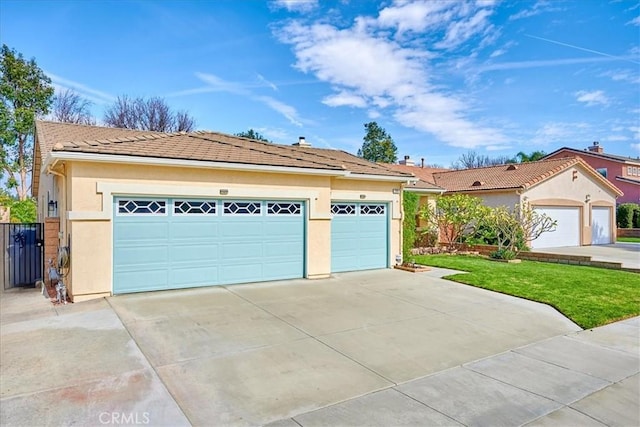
[52,89,95,124]
[103,95,196,132]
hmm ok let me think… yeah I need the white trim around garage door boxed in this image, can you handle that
[67,182,328,221]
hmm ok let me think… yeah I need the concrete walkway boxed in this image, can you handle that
[1,270,638,426]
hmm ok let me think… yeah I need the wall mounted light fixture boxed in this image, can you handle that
[48,200,58,217]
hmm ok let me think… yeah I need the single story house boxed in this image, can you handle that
[33,121,413,302]
[429,158,623,248]
[543,142,639,204]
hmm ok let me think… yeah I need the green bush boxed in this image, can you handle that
[0,193,37,223]
[490,248,516,260]
[402,192,419,261]
[617,203,639,228]
[634,206,640,228]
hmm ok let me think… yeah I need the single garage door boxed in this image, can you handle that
[591,207,612,245]
[113,198,305,294]
[331,202,388,272]
[531,206,580,249]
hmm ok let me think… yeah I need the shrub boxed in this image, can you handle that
[617,203,638,228]
[634,206,640,228]
[402,192,419,262]
[416,227,439,247]
[490,248,516,260]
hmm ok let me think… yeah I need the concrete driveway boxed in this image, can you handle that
[533,243,640,269]
[1,269,637,426]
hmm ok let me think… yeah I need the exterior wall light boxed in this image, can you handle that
[359,194,366,199]
[48,200,58,217]
[585,194,591,203]
[219,189,229,195]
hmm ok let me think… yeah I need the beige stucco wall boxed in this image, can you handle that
[524,165,618,245]
[59,160,402,301]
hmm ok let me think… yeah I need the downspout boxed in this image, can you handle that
[46,161,66,239]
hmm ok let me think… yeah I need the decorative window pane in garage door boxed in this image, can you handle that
[331,202,388,273]
[113,198,305,294]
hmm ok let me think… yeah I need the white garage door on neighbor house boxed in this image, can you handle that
[591,206,612,245]
[531,206,581,249]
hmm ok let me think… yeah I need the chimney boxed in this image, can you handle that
[587,141,603,154]
[399,155,414,166]
[292,136,311,147]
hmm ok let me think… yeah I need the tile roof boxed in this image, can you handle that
[35,120,411,179]
[544,147,640,165]
[431,157,623,196]
[384,163,447,191]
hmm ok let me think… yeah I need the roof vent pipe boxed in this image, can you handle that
[421,158,424,168]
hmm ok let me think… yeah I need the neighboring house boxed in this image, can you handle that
[428,158,622,249]
[384,156,446,228]
[544,142,640,204]
[33,121,413,302]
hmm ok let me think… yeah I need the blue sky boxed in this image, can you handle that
[1,0,639,166]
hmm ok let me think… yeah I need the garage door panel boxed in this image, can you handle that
[220,264,263,283]
[171,243,219,262]
[591,207,611,245]
[170,221,219,238]
[114,222,169,241]
[114,246,169,265]
[113,198,305,294]
[531,206,580,249]
[331,203,388,273]
[170,266,218,286]
[114,269,169,293]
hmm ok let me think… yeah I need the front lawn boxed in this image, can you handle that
[617,236,640,243]
[414,255,640,329]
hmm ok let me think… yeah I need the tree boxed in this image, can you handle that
[52,89,95,125]
[103,95,196,132]
[451,151,515,169]
[516,150,546,163]
[402,191,419,263]
[357,121,397,163]
[235,129,270,142]
[0,44,54,200]
[419,194,487,252]
[0,191,36,223]
[483,203,556,259]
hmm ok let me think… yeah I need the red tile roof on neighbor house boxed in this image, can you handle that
[431,157,623,196]
[35,121,412,179]
[544,146,640,165]
[384,163,447,191]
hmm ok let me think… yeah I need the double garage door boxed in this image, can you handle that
[113,198,390,294]
[531,206,612,248]
[113,198,305,294]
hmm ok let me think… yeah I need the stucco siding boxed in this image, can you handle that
[62,161,400,300]
[525,166,617,245]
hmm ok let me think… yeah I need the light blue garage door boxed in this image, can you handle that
[113,198,305,294]
[331,202,388,273]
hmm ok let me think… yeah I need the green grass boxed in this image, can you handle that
[617,236,640,243]
[414,254,640,329]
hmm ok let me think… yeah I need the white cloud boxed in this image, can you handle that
[489,48,506,58]
[632,143,640,154]
[606,135,629,141]
[627,16,640,26]
[183,73,305,126]
[47,72,115,105]
[275,5,507,149]
[575,90,610,107]
[509,0,562,21]
[322,90,367,108]
[601,69,640,84]
[532,121,591,145]
[271,0,318,13]
[257,74,278,91]
[256,96,304,127]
